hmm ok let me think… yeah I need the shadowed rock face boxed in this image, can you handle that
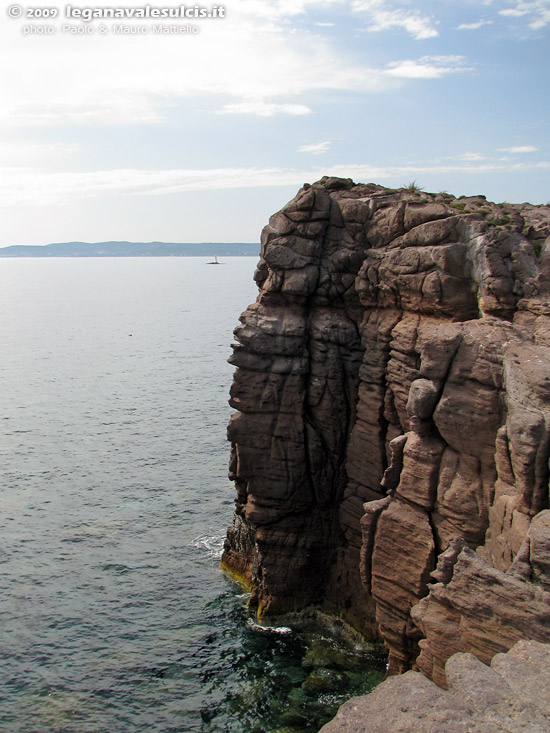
[222,177,550,678]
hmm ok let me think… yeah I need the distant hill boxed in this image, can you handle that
[0,241,260,257]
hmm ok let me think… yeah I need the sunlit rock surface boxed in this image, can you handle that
[320,640,550,732]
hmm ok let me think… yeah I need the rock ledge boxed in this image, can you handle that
[320,639,550,732]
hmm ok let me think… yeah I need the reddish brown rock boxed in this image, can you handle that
[222,179,550,680]
[411,541,550,687]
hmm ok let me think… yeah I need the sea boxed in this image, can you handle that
[0,257,386,732]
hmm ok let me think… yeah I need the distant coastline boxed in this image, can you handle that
[0,242,260,258]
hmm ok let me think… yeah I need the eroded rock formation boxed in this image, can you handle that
[319,639,550,732]
[222,177,550,680]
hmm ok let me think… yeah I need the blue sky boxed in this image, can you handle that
[0,0,549,245]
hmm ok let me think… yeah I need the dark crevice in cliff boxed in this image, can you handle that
[377,404,391,475]
[425,503,442,578]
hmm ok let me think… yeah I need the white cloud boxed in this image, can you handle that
[299,141,332,154]
[0,0,442,129]
[1,0,487,131]
[1,1,545,136]
[457,20,494,30]
[499,145,538,153]
[352,0,438,39]
[500,7,530,16]
[0,167,294,206]
[0,2,313,126]
[0,141,79,166]
[499,1,550,29]
[1,156,548,207]
[227,0,345,22]
[455,152,488,161]
[385,55,471,79]
[218,100,313,116]
[240,0,439,39]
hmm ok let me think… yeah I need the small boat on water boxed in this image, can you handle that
[207,256,223,265]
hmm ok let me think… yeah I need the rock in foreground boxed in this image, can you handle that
[319,640,550,732]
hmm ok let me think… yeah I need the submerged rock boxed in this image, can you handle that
[302,668,349,694]
[222,179,550,686]
[301,638,373,672]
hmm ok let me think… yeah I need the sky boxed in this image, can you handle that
[0,0,549,246]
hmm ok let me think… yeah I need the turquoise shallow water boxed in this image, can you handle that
[0,258,385,731]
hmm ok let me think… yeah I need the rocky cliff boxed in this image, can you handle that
[222,177,550,682]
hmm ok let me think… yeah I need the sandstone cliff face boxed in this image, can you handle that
[222,178,550,680]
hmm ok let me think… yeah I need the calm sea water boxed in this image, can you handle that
[0,258,385,732]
